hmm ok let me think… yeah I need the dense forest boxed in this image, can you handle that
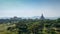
[0,17,60,34]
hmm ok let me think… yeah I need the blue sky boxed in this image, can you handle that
[0,0,60,17]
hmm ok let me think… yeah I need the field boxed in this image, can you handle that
[0,23,18,34]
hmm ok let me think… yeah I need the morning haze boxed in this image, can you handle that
[0,0,60,17]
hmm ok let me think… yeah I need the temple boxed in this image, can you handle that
[40,14,45,20]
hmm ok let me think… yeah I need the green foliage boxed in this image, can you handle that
[0,18,60,34]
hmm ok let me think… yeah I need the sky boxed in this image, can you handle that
[0,0,60,17]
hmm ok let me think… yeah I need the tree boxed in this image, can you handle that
[16,22,29,34]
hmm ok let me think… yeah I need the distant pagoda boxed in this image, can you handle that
[40,14,45,20]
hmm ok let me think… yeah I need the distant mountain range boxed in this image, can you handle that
[0,16,60,20]
[31,16,60,20]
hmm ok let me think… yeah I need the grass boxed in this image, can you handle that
[0,23,60,34]
[0,23,17,34]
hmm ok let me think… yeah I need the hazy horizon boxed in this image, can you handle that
[0,0,60,17]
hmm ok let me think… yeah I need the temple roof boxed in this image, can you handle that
[40,14,45,20]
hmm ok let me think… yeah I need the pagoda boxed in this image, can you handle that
[40,14,45,20]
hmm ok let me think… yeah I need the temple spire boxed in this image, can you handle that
[40,14,45,20]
